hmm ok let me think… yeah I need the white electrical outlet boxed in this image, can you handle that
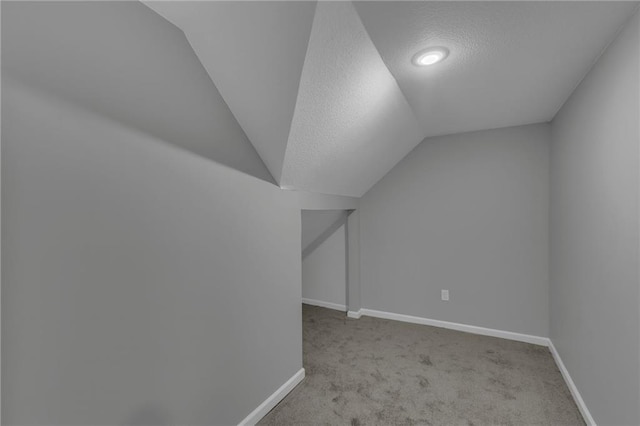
[441,289,449,301]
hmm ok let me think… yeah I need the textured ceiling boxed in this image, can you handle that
[280,1,423,196]
[354,1,637,139]
[143,1,637,197]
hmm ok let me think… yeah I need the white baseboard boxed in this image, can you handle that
[237,368,305,426]
[302,298,346,312]
[359,308,549,346]
[337,307,593,425]
[347,310,361,319]
[548,340,596,426]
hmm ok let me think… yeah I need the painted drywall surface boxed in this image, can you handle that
[2,1,273,183]
[359,124,550,337]
[549,9,640,425]
[0,2,3,422]
[143,2,635,200]
[1,1,305,422]
[354,2,636,140]
[347,210,361,313]
[143,1,316,183]
[291,190,358,211]
[280,1,424,197]
[301,210,347,252]
[2,76,302,426]
[302,223,347,308]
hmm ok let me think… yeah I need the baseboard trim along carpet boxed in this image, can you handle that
[359,308,549,346]
[302,298,346,312]
[237,368,305,426]
[548,340,596,426]
[241,308,591,426]
[347,310,362,319]
[357,308,592,424]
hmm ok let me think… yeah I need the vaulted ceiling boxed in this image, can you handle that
[144,1,636,197]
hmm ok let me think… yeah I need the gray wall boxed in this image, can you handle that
[301,210,347,253]
[301,210,349,309]
[360,123,550,337]
[302,223,347,308]
[346,210,361,313]
[2,1,272,184]
[2,76,303,426]
[292,191,358,211]
[1,2,307,424]
[550,9,640,426]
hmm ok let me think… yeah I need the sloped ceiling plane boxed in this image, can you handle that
[144,1,636,197]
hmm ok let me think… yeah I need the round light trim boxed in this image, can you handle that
[412,47,449,67]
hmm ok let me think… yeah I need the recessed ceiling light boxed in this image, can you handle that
[412,47,449,67]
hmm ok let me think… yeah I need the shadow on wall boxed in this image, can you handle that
[301,210,349,259]
[301,209,351,310]
[2,1,275,184]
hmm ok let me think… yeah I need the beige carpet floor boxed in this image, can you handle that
[260,305,584,425]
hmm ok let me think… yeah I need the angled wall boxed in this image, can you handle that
[302,210,347,253]
[549,9,640,425]
[359,124,550,337]
[2,2,303,424]
[143,1,316,183]
[302,224,347,309]
[2,1,272,183]
[302,211,348,309]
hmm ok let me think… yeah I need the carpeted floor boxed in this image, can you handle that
[260,305,584,425]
